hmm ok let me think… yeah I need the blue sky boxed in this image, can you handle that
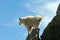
[0,0,60,40]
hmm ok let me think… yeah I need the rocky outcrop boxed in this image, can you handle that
[41,4,60,40]
[26,28,40,40]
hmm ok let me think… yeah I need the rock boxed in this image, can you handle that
[26,28,40,40]
[41,4,60,40]
[56,4,60,15]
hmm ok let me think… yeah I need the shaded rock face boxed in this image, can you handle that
[41,4,60,40]
[26,28,40,40]
[56,4,60,15]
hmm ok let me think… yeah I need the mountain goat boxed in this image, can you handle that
[19,16,42,34]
